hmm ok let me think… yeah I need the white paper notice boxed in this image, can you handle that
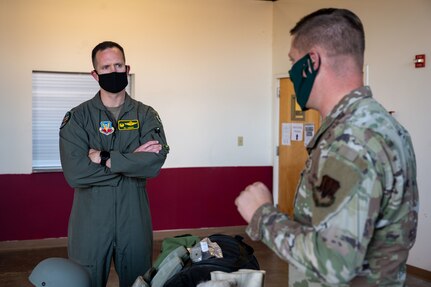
[281,123,291,145]
[291,123,303,141]
[304,123,315,146]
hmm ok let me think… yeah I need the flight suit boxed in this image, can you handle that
[247,86,418,286]
[59,92,169,287]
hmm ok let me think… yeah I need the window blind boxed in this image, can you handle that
[32,71,132,171]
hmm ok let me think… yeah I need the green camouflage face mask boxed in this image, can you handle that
[288,53,319,111]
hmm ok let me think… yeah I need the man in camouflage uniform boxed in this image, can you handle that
[235,8,418,286]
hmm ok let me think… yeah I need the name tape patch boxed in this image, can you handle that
[118,119,139,131]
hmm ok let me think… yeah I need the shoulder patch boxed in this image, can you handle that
[60,111,71,129]
[155,113,162,124]
[313,175,340,207]
[312,156,361,226]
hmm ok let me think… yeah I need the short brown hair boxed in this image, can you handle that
[290,8,365,68]
[91,41,126,69]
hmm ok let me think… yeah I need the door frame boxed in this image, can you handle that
[272,74,290,207]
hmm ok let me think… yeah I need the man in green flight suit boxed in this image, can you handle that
[60,41,169,287]
[235,8,418,287]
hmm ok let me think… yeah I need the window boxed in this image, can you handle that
[32,71,133,171]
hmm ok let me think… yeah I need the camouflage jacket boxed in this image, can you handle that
[247,86,419,286]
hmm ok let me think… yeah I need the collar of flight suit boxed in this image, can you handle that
[91,91,136,116]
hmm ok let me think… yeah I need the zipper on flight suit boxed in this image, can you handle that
[105,109,118,249]
[107,104,126,251]
[111,131,117,249]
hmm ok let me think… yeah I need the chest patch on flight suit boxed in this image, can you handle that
[118,119,139,131]
[99,121,115,135]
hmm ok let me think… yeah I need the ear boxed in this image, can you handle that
[126,65,131,74]
[308,51,321,70]
[90,70,99,81]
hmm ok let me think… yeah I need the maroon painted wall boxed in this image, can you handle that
[0,167,272,241]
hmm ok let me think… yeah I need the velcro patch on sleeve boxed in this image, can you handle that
[60,111,71,129]
[312,156,361,226]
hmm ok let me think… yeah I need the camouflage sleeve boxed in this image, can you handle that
[247,138,383,285]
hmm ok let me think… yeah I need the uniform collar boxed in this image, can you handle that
[306,86,373,151]
[91,91,135,113]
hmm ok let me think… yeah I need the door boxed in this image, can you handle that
[278,78,321,217]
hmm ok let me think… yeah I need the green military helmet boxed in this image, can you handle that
[29,257,91,287]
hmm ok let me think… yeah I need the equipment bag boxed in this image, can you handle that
[151,246,189,287]
[154,234,200,269]
[163,234,260,287]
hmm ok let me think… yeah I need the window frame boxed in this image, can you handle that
[32,70,133,172]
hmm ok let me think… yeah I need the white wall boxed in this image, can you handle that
[273,0,431,272]
[0,0,273,173]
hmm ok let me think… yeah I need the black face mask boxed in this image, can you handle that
[97,71,128,93]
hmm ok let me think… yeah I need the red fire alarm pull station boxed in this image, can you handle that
[415,54,426,68]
